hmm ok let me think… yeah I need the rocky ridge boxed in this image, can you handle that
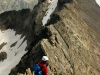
[0,0,100,75]
[0,0,38,14]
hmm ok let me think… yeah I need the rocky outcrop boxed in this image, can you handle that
[17,68,33,75]
[0,0,38,14]
[0,0,100,75]
[0,51,7,61]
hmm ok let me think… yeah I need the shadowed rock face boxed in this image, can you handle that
[0,0,100,75]
[0,52,7,61]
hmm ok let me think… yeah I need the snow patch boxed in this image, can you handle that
[24,0,33,3]
[42,0,58,26]
[48,0,53,3]
[95,0,100,6]
[0,29,27,75]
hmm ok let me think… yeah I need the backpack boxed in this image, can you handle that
[33,64,43,75]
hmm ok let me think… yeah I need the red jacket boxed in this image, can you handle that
[38,62,48,75]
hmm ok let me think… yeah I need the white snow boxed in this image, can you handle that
[95,0,100,6]
[42,0,58,26]
[48,0,53,3]
[0,29,27,75]
[24,0,34,3]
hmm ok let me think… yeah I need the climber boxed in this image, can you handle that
[33,56,49,75]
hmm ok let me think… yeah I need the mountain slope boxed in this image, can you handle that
[0,0,38,14]
[0,0,100,75]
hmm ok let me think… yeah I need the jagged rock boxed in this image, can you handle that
[0,51,7,61]
[48,29,59,46]
[0,0,100,75]
[17,68,33,75]
[0,0,38,14]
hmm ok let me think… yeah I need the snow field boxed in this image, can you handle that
[0,29,27,75]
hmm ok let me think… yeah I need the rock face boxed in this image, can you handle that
[0,0,100,75]
[0,0,38,14]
